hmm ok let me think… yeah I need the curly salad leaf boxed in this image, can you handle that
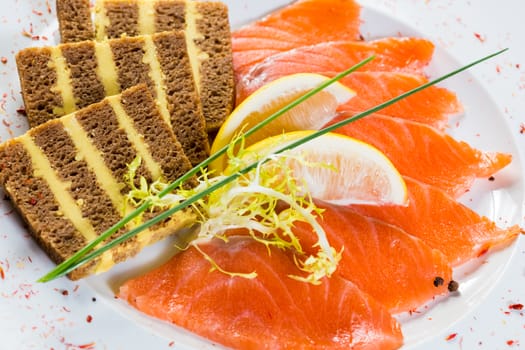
[123,136,341,285]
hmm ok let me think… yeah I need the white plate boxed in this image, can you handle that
[0,1,523,349]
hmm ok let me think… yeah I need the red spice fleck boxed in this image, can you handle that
[16,107,27,116]
[477,247,489,257]
[0,265,4,280]
[509,303,523,311]
[20,23,40,41]
[408,308,421,316]
[32,9,43,16]
[78,343,96,349]
[61,289,69,296]
[1,57,7,64]
[21,23,34,38]
[28,197,38,206]
[474,32,486,42]
[507,340,515,346]
[86,315,93,323]
[496,65,501,73]
[520,123,525,134]
[62,306,70,312]
[168,341,175,347]
[46,0,52,13]
[445,333,458,341]
[516,64,521,69]
[73,285,80,292]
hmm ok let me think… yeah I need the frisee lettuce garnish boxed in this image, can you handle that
[123,134,342,285]
[38,49,508,282]
[38,58,374,283]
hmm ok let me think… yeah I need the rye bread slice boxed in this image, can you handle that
[93,0,234,132]
[57,0,95,42]
[0,85,197,280]
[15,30,209,165]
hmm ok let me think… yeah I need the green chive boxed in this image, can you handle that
[38,57,374,282]
[38,48,507,282]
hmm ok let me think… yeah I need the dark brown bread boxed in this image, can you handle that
[56,0,95,42]
[94,0,186,40]
[0,141,100,277]
[100,1,141,39]
[155,1,186,32]
[119,81,200,181]
[15,48,63,127]
[61,41,107,110]
[73,85,157,187]
[15,31,210,165]
[194,2,235,131]
[0,85,196,279]
[109,36,155,92]
[153,31,210,165]
[94,0,234,132]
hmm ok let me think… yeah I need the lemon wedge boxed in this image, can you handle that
[210,73,355,172]
[226,131,408,206]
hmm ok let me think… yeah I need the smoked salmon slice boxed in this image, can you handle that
[241,37,435,86]
[350,177,521,266]
[237,72,462,130]
[119,237,404,350]
[328,113,512,197]
[293,203,453,313]
[232,0,362,77]
[339,73,462,129]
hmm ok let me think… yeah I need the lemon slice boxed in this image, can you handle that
[227,131,408,206]
[210,73,355,172]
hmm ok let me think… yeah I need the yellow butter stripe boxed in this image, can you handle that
[94,0,110,41]
[141,36,172,126]
[49,47,77,115]
[19,134,97,242]
[94,41,121,96]
[106,94,163,180]
[61,115,126,213]
[96,252,116,274]
[137,0,156,35]
[184,1,209,95]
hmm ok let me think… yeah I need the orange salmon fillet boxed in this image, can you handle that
[350,177,521,266]
[293,203,453,313]
[119,237,404,350]
[329,112,512,197]
[232,0,362,76]
[117,1,522,348]
[239,37,434,87]
[339,73,463,129]
[237,71,462,130]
